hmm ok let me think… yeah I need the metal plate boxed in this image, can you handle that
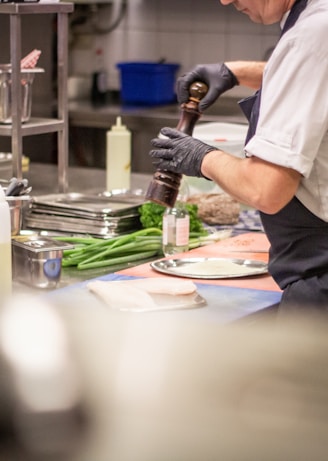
[150,257,268,279]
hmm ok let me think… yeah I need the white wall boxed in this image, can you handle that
[69,0,280,98]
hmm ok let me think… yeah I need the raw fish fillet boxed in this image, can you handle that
[87,277,198,312]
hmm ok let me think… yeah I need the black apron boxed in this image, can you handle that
[239,0,328,310]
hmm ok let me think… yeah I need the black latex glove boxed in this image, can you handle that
[176,63,239,112]
[150,127,216,178]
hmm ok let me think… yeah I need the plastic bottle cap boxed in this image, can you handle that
[111,116,127,131]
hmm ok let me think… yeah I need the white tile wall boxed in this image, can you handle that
[69,0,280,98]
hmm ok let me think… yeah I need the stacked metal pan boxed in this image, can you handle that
[24,190,145,238]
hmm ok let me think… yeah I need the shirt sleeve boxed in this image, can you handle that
[244,29,328,178]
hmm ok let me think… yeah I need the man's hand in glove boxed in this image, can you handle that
[177,63,238,112]
[150,127,216,178]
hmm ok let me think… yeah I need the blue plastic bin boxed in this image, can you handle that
[117,62,180,106]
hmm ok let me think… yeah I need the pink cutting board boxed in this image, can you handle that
[117,233,281,293]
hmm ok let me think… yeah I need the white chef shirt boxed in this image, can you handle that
[244,0,328,221]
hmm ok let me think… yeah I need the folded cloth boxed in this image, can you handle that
[234,209,264,232]
[205,209,264,236]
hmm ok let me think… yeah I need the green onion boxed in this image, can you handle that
[59,228,163,270]
[77,250,159,270]
[58,227,228,271]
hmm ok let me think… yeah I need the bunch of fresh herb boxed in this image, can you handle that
[138,202,207,234]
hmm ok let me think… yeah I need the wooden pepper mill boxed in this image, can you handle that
[145,81,209,207]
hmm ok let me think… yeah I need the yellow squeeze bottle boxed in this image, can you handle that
[106,116,131,191]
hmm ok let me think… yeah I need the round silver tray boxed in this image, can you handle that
[151,257,268,279]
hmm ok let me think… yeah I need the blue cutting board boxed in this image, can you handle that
[44,273,281,325]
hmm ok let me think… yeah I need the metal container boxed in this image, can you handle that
[6,195,31,236]
[0,65,44,124]
[12,236,73,288]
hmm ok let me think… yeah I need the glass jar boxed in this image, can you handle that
[162,178,190,257]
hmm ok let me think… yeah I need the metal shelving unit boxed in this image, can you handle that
[0,2,74,192]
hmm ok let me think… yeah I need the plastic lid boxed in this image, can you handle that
[111,116,127,131]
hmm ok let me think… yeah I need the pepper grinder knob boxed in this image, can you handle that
[189,81,209,103]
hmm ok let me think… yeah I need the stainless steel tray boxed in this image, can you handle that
[24,213,141,237]
[30,191,145,218]
[98,188,145,202]
[25,190,145,237]
[26,208,139,222]
[151,257,268,279]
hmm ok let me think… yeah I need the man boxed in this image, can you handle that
[149,0,328,311]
